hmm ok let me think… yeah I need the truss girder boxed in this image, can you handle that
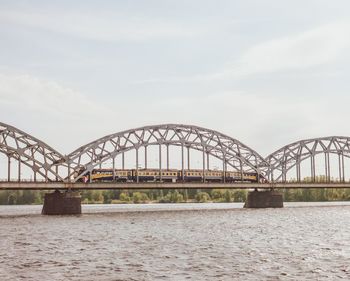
[265,136,350,182]
[5,121,350,184]
[0,122,66,181]
[67,124,268,182]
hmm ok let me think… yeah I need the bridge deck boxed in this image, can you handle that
[1,182,350,190]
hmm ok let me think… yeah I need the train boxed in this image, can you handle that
[80,169,263,183]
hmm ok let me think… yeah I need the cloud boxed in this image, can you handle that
[219,21,350,76]
[133,90,350,156]
[0,9,203,41]
[0,73,109,119]
[130,20,350,85]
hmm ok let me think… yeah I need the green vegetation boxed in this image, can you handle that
[1,186,350,205]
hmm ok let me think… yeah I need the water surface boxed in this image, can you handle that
[1,202,349,280]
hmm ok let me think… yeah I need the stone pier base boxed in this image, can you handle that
[244,190,283,208]
[42,190,82,215]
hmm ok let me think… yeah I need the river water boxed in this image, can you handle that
[0,202,349,280]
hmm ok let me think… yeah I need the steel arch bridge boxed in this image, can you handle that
[0,122,66,182]
[2,121,350,186]
[265,136,350,183]
[67,124,268,182]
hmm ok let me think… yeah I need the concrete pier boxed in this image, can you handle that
[244,190,283,208]
[42,190,82,215]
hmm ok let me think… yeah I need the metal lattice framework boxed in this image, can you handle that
[4,120,350,184]
[265,136,350,182]
[0,122,66,181]
[67,124,268,182]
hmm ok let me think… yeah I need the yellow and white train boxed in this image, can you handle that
[83,169,261,183]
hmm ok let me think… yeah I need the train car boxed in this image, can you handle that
[242,172,259,182]
[225,171,256,182]
[180,170,224,182]
[89,169,131,182]
[203,170,223,182]
[182,170,203,182]
[225,171,259,182]
[132,169,178,182]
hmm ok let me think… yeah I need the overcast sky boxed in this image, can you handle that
[1,0,350,156]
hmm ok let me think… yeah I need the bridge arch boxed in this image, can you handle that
[67,124,268,182]
[265,136,350,182]
[0,122,66,181]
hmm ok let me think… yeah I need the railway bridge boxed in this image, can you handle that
[1,122,350,214]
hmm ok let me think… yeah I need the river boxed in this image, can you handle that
[0,202,349,280]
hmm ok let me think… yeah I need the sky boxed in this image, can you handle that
[1,0,350,157]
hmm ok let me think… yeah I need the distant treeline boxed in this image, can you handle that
[1,188,350,205]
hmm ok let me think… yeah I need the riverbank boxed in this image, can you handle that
[1,188,350,205]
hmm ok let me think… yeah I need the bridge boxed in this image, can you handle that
[2,181,350,190]
[1,122,350,214]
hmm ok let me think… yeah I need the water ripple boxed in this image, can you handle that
[0,203,350,280]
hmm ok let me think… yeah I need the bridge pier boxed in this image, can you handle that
[244,190,283,208]
[42,190,81,215]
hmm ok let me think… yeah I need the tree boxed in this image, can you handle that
[120,192,131,202]
[195,192,211,203]
[211,190,225,202]
[8,193,16,205]
[132,192,149,203]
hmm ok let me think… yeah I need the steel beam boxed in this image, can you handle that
[18,160,21,182]
[159,144,162,182]
[181,143,184,181]
[136,148,139,183]
[202,147,205,182]
[7,156,11,182]
[187,146,190,170]
[3,181,350,191]
[144,146,148,169]
[113,157,116,181]
[166,144,169,170]
[206,152,210,170]
[342,153,345,182]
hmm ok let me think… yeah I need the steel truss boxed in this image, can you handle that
[67,124,268,182]
[265,136,350,182]
[4,121,350,184]
[0,122,66,181]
